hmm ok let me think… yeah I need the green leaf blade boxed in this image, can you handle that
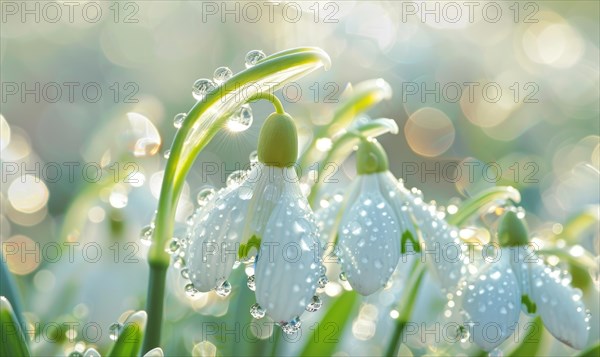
[109,310,147,357]
[0,296,30,357]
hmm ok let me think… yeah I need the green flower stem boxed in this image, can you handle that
[142,48,330,353]
[307,118,398,206]
[298,79,392,172]
[250,92,284,114]
[385,260,426,357]
[447,186,521,227]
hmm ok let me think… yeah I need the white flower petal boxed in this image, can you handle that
[241,163,288,246]
[254,175,322,323]
[528,262,589,349]
[186,175,256,292]
[462,253,521,352]
[338,174,400,295]
[411,199,465,289]
[379,172,419,250]
[315,190,348,248]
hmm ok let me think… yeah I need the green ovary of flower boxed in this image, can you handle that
[257,112,298,168]
[356,139,389,174]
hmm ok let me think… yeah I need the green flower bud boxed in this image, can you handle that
[498,210,529,247]
[356,139,389,174]
[257,112,298,167]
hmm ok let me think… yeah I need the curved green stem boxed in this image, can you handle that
[385,260,426,357]
[249,92,285,114]
[307,118,398,206]
[142,48,330,353]
[447,186,521,227]
[298,79,392,172]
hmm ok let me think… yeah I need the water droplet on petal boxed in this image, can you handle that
[306,295,322,312]
[196,188,216,206]
[173,113,186,129]
[281,316,301,334]
[339,272,347,281]
[181,268,189,280]
[173,256,185,269]
[227,170,246,187]
[213,66,233,83]
[185,283,198,297]
[318,275,328,288]
[192,78,216,101]
[216,280,232,297]
[247,275,256,291]
[245,50,266,68]
[250,303,266,319]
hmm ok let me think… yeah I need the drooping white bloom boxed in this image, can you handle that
[461,213,590,351]
[461,251,521,351]
[185,162,324,327]
[408,190,467,290]
[510,246,590,349]
[335,172,417,295]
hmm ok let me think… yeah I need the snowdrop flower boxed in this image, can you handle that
[461,211,590,351]
[333,139,420,295]
[409,196,467,290]
[184,112,325,331]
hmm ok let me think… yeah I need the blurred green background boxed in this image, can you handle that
[1,1,598,356]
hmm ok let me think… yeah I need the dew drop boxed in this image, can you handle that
[281,316,301,334]
[173,256,185,269]
[185,283,199,297]
[140,226,153,246]
[227,170,246,187]
[192,78,216,101]
[167,238,180,254]
[196,188,215,206]
[245,50,266,68]
[247,275,256,291]
[181,268,190,280]
[339,272,347,281]
[318,274,328,289]
[216,280,232,297]
[109,322,122,341]
[250,303,266,319]
[306,295,322,312]
[456,325,470,342]
[173,113,186,129]
[213,66,233,83]
[227,104,253,132]
[163,150,171,159]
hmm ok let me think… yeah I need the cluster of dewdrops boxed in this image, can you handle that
[140,147,327,333]
[164,49,268,161]
[185,150,326,332]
